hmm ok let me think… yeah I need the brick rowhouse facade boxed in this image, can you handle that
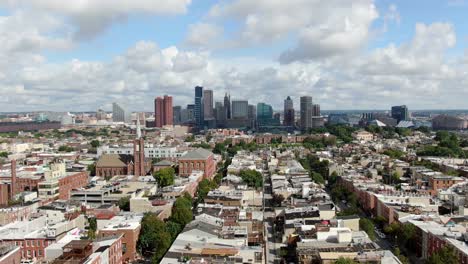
[58,171,89,199]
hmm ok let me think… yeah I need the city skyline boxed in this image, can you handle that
[2,1,468,111]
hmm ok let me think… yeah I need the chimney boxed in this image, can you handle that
[10,160,16,199]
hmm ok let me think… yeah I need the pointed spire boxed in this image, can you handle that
[136,115,142,139]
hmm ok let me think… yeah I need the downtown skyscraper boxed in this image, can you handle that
[224,93,231,120]
[283,96,295,127]
[300,96,313,130]
[391,105,409,123]
[194,86,204,129]
[231,100,249,119]
[112,102,131,123]
[154,95,173,127]
[203,90,214,120]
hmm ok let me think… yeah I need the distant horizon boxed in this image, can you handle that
[2,109,468,115]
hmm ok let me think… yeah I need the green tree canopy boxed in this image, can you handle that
[165,221,182,240]
[197,179,218,203]
[300,154,329,179]
[398,223,416,245]
[383,149,405,159]
[87,163,96,176]
[311,172,325,184]
[58,145,74,152]
[90,139,100,148]
[239,169,263,188]
[171,193,193,226]
[118,196,130,211]
[153,168,175,187]
[335,257,358,264]
[87,217,97,239]
[184,135,195,142]
[271,193,285,207]
[426,245,459,264]
[137,213,172,262]
[191,142,211,149]
[418,131,466,158]
[359,218,375,240]
[213,142,226,154]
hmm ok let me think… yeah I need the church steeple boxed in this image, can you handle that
[133,115,145,177]
[136,115,142,139]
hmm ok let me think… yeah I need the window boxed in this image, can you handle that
[38,250,43,256]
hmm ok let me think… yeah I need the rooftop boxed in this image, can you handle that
[179,148,213,160]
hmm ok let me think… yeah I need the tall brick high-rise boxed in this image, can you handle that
[154,95,173,127]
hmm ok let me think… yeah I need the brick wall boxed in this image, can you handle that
[58,171,89,200]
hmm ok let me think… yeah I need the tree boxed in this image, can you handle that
[461,139,468,148]
[426,245,459,264]
[311,172,325,184]
[335,257,358,264]
[271,193,285,207]
[393,247,409,264]
[398,223,416,246]
[416,126,431,134]
[328,171,339,186]
[197,179,217,203]
[359,218,375,240]
[171,194,193,226]
[58,145,74,152]
[324,124,356,143]
[153,168,175,187]
[213,142,226,154]
[165,221,182,240]
[213,172,223,185]
[239,169,263,188]
[87,217,97,239]
[0,151,8,158]
[184,135,195,142]
[389,172,400,185]
[383,149,405,159]
[396,128,412,137]
[137,213,172,262]
[191,142,211,149]
[384,222,400,235]
[419,132,465,158]
[373,216,387,228]
[87,163,96,176]
[118,196,130,211]
[300,154,329,178]
[90,139,100,148]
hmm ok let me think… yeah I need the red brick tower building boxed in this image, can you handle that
[154,95,173,127]
[163,95,173,126]
[155,97,163,127]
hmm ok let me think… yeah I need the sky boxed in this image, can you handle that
[1,0,468,112]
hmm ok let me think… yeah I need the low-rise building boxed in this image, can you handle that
[178,148,216,179]
[97,214,142,262]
